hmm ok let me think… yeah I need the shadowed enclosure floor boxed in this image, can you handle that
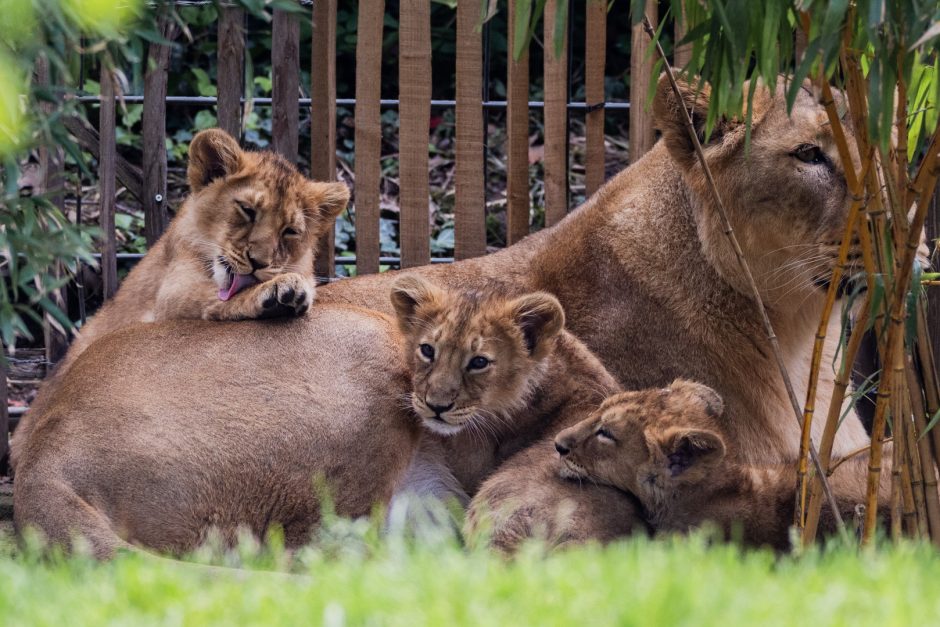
[1,479,12,545]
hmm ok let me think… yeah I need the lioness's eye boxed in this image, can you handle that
[467,356,490,371]
[792,144,828,166]
[237,203,257,223]
[282,227,299,238]
[419,343,435,361]
[596,427,616,442]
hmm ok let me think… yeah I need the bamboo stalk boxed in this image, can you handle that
[902,381,929,537]
[796,158,871,531]
[862,197,936,542]
[900,433,919,536]
[914,301,940,481]
[891,422,903,540]
[828,438,892,475]
[642,17,845,534]
[906,358,940,543]
[802,296,871,542]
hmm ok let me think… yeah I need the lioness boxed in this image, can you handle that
[388,275,620,501]
[554,381,888,549]
[14,307,420,558]
[14,75,891,551]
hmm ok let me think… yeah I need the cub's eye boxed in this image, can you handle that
[467,356,490,371]
[419,343,435,361]
[237,203,257,223]
[596,427,616,442]
[282,227,300,238]
[792,144,828,166]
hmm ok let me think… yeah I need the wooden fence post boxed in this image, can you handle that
[353,1,385,275]
[630,0,657,163]
[543,0,569,227]
[272,9,300,164]
[398,0,432,268]
[311,0,338,280]
[0,357,7,474]
[99,67,118,299]
[142,15,179,246]
[454,0,486,260]
[584,0,607,198]
[36,56,69,364]
[217,5,245,139]
[674,4,692,68]
[506,2,530,244]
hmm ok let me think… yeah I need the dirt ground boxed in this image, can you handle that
[1,477,13,543]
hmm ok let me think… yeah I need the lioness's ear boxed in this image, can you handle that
[188,128,243,192]
[507,292,565,358]
[308,181,350,221]
[663,427,726,475]
[668,379,724,418]
[390,275,444,332]
[652,72,771,168]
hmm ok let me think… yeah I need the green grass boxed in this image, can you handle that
[2,529,940,626]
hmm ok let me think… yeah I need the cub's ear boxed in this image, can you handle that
[187,128,244,192]
[390,275,445,332]
[667,379,724,418]
[652,72,772,168]
[663,427,726,476]
[308,181,350,221]
[506,292,565,358]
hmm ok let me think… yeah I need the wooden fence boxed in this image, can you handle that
[2,1,694,456]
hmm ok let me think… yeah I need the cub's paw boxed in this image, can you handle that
[257,273,314,319]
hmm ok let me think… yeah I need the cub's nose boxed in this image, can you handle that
[248,253,268,271]
[426,401,454,417]
[555,441,570,456]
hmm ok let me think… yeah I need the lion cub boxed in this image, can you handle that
[64,128,349,368]
[554,380,799,549]
[388,275,620,502]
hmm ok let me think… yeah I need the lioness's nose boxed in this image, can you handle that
[555,441,570,456]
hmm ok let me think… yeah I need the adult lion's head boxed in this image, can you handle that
[653,76,861,309]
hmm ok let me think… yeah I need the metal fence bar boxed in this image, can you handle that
[630,0,658,162]
[311,0,338,280]
[585,0,607,198]
[99,67,119,299]
[217,5,245,138]
[454,0,486,260]
[352,0,385,275]
[272,9,300,164]
[544,0,569,227]
[142,13,177,246]
[94,252,455,265]
[506,2,530,245]
[398,0,432,268]
[74,95,631,111]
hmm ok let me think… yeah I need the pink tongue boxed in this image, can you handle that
[218,273,258,301]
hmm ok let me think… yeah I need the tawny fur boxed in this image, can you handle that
[10,128,349,470]
[555,381,890,549]
[13,308,420,558]
[14,77,900,553]
[389,276,622,498]
[315,77,874,465]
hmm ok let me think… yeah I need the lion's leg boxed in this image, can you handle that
[14,477,130,559]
